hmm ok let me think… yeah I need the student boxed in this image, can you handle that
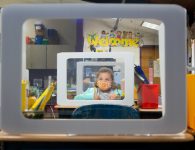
[94,67,121,100]
[74,67,122,100]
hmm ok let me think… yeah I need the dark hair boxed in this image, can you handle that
[102,30,106,34]
[94,67,114,88]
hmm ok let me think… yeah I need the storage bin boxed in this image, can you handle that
[47,29,59,44]
[35,35,43,44]
[138,84,159,109]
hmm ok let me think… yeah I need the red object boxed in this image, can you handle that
[26,36,30,44]
[138,84,159,109]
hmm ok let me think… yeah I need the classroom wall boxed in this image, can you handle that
[83,18,159,65]
[22,19,77,80]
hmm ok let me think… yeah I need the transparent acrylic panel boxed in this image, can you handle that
[22,18,161,119]
[1,4,186,135]
[67,58,125,101]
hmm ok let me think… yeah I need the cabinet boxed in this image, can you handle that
[46,45,70,69]
[26,45,46,69]
[26,45,73,69]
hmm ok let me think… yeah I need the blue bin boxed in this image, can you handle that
[35,35,43,44]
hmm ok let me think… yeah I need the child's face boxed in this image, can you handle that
[97,72,112,91]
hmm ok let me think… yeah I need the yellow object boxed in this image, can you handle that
[87,34,139,47]
[96,49,105,52]
[30,82,55,111]
[134,86,138,100]
[21,80,36,111]
[187,74,195,130]
[21,80,28,112]
[28,96,36,109]
[21,80,56,112]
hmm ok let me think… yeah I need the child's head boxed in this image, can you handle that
[101,30,106,34]
[95,67,114,91]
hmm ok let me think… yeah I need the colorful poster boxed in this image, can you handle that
[87,30,144,48]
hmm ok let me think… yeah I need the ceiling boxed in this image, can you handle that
[95,18,160,35]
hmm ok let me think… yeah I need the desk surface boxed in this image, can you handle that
[139,108,162,112]
[0,132,193,142]
[55,105,78,109]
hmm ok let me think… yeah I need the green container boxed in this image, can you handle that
[42,38,48,45]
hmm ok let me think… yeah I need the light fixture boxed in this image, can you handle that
[141,21,160,30]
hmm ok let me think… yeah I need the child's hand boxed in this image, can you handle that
[109,93,117,100]
[94,95,101,100]
[83,78,90,84]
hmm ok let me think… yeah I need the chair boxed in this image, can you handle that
[71,104,139,119]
